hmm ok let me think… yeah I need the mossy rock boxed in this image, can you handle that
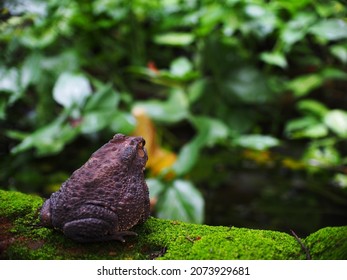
[0,190,346,260]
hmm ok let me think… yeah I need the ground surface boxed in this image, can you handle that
[0,190,346,259]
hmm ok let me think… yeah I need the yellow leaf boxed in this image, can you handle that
[242,149,273,165]
[132,106,157,158]
[150,148,177,179]
[282,158,305,170]
[132,106,177,178]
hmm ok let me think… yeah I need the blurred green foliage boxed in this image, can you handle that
[1,0,347,232]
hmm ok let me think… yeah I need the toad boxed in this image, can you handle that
[40,134,150,242]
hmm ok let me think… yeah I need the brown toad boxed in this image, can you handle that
[40,134,150,242]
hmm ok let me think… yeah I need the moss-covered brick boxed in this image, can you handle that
[0,190,346,260]
[304,226,347,259]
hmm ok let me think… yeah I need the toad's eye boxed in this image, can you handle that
[122,146,135,162]
[137,140,146,158]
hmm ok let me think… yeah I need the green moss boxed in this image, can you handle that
[0,189,43,218]
[1,190,346,260]
[137,218,303,260]
[304,226,347,259]
[0,190,157,259]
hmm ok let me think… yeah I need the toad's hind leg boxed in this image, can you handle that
[63,218,137,243]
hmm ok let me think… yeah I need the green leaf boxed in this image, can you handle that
[21,25,59,49]
[286,101,330,139]
[146,178,165,200]
[53,72,92,108]
[42,50,79,74]
[84,84,120,111]
[80,111,115,134]
[93,0,127,20]
[187,79,206,104]
[19,3,73,49]
[297,99,329,117]
[21,52,42,89]
[260,52,287,68]
[11,112,78,156]
[333,174,347,189]
[294,123,328,139]
[109,112,136,135]
[0,67,20,96]
[303,144,341,169]
[172,139,201,176]
[198,5,226,36]
[190,116,229,146]
[172,116,229,175]
[128,62,198,86]
[288,74,322,97]
[281,12,316,48]
[310,19,347,41]
[3,0,47,15]
[321,67,347,80]
[11,122,62,155]
[242,4,277,38]
[5,130,29,141]
[245,4,266,17]
[234,135,280,150]
[170,57,193,77]
[324,110,347,137]
[80,111,135,134]
[285,116,325,139]
[133,89,188,123]
[154,32,195,46]
[156,179,204,224]
[0,98,6,120]
[331,45,347,64]
[226,66,272,104]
